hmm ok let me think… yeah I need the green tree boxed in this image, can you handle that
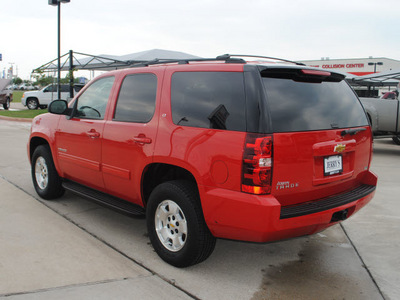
[32,72,55,87]
[32,69,80,87]
[12,77,23,85]
[61,69,79,84]
[32,70,55,87]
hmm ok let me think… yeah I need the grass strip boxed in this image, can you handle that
[0,109,48,119]
[13,91,24,103]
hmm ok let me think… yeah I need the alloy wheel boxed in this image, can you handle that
[35,156,48,190]
[155,199,188,252]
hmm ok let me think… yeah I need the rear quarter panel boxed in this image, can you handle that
[153,63,247,191]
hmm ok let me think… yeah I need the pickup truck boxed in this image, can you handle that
[21,84,84,110]
[0,79,13,110]
[360,94,400,144]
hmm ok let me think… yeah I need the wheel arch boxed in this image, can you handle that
[29,135,65,180]
[366,113,372,125]
[362,103,378,132]
[141,163,199,207]
[29,136,50,162]
[26,97,40,108]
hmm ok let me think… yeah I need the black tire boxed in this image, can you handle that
[3,98,10,110]
[31,145,65,200]
[392,136,400,145]
[146,180,216,268]
[27,98,39,110]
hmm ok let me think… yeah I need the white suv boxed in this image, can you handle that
[21,84,84,109]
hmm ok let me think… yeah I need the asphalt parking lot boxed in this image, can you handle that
[0,105,399,299]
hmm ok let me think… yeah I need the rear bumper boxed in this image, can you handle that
[280,184,375,219]
[201,171,377,243]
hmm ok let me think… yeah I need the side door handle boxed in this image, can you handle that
[87,129,100,138]
[133,135,152,144]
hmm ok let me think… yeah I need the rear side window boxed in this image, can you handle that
[171,72,246,131]
[114,73,157,123]
[261,69,368,132]
[74,85,84,93]
[60,85,70,93]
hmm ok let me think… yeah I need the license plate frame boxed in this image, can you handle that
[324,155,343,176]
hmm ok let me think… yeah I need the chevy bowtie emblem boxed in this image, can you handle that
[334,144,346,153]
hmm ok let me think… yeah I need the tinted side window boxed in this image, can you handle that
[60,85,70,93]
[114,74,157,123]
[74,85,84,92]
[171,72,246,131]
[44,85,57,93]
[75,76,114,120]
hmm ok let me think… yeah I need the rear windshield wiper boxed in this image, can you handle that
[340,128,367,136]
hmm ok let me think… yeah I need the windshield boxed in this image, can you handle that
[261,71,368,132]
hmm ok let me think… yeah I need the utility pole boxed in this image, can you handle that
[49,0,71,99]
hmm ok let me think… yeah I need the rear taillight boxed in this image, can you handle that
[241,134,273,195]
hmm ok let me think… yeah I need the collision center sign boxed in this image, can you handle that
[310,63,365,69]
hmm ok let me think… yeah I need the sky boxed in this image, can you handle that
[1,0,400,80]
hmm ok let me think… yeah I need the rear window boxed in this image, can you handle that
[171,72,246,131]
[261,69,368,132]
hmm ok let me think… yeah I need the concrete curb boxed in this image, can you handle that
[0,115,33,123]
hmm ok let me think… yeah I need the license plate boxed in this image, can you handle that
[324,155,343,176]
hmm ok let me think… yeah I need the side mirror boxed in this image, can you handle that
[48,100,71,115]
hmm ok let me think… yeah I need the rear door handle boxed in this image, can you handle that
[133,136,152,144]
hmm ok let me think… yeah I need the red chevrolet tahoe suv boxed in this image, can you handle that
[28,55,377,267]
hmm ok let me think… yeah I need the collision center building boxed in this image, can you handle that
[300,57,400,76]
[300,57,400,97]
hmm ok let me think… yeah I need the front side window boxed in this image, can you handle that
[171,72,246,131]
[75,76,114,120]
[114,73,157,123]
[44,85,57,93]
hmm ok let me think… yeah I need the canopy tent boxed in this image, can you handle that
[33,49,201,73]
[345,69,400,87]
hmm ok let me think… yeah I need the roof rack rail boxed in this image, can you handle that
[125,54,303,68]
[218,54,305,66]
[128,56,246,68]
